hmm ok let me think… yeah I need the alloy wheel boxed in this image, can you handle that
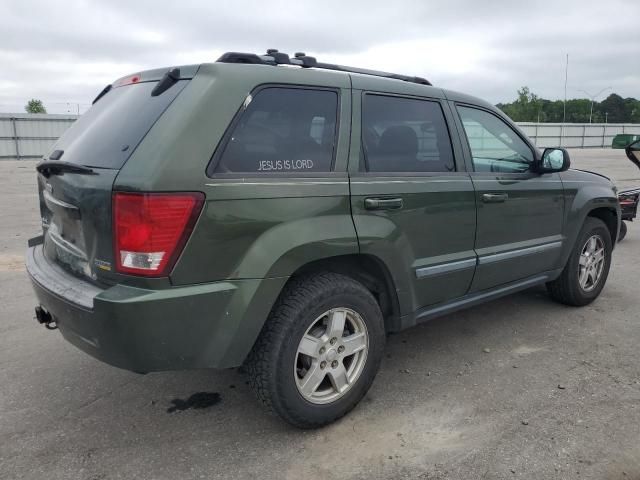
[578,234,606,292]
[294,308,369,405]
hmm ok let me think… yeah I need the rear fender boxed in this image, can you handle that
[234,214,359,278]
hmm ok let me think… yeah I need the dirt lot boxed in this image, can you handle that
[1,149,639,480]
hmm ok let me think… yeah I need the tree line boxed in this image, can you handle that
[497,87,640,123]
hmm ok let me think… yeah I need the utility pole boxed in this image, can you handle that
[563,54,568,124]
[576,87,612,123]
[561,54,568,146]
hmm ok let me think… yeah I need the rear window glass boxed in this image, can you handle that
[362,95,455,173]
[50,80,188,169]
[213,87,338,174]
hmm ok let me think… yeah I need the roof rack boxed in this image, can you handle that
[216,49,432,86]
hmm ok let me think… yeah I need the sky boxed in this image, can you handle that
[2,0,639,114]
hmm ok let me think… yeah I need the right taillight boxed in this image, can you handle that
[113,192,204,277]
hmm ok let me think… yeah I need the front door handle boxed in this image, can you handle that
[364,197,404,210]
[482,193,509,203]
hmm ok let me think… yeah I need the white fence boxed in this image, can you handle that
[1,113,640,161]
[0,113,79,160]
[518,123,640,148]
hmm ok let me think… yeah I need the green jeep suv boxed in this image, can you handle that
[26,50,620,428]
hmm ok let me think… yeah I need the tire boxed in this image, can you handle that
[547,217,612,306]
[618,221,627,242]
[245,272,385,428]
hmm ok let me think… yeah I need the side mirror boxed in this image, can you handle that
[538,147,570,173]
[625,139,640,170]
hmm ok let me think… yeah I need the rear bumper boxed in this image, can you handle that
[26,243,286,372]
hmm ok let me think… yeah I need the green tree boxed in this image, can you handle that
[624,97,640,123]
[498,89,639,123]
[498,86,543,122]
[25,99,47,114]
[594,94,625,123]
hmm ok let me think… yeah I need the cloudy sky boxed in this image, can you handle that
[2,0,639,114]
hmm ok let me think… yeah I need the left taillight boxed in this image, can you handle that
[113,192,204,277]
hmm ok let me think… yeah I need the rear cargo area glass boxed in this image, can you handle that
[50,80,188,169]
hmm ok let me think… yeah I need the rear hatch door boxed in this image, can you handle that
[36,67,195,283]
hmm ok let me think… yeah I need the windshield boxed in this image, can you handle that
[49,80,188,169]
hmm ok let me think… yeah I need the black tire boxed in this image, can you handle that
[618,221,628,242]
[547,217,612,306]
[245,272,385,428]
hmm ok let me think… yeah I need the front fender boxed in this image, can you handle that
[560,171,620,265]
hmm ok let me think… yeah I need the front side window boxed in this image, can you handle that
[457,106,534,173]
[361,95,455,173]
[214,87,338,174]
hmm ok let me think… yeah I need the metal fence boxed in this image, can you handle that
[2,113,640,161]
[0,113,79,160]
[518,123,640,148]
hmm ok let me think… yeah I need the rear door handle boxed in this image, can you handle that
[482,193,509,203]
[364,197,404,210]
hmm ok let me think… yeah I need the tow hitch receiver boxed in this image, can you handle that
[35,306,57,330]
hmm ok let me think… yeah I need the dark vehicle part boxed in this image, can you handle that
[151,68,181,97]
[619,221,628,241]
[617,139,640,241]
[35,306,57,330]
[619,188,639,221]
[36,160,95,178]
[217,49,432,86]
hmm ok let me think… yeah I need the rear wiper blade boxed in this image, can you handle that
[36,160,95,178]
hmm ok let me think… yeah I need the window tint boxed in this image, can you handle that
[361,95,455,173]
[214,88,338,174]
[457,106,533,173]
[52,80,189,169]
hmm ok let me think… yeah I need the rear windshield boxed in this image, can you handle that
[50,80,188,169]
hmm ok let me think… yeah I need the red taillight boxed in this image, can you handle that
[113,192,204,276]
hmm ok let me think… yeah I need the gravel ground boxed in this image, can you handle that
[0,149,639,480]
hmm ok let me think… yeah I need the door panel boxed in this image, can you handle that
[470,174,564,290]
[452,103,565,291]
[351,175,477,312]
[349,92,477,314]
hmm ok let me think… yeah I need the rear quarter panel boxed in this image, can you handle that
[115,63,356,284]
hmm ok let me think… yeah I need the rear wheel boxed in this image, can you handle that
[547,217,612,306]
[245,272,385,428]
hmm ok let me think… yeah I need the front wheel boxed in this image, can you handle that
[547,217,612,306]
[245,272,385,428]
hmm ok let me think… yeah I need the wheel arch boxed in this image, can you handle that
[560,190,620,269]
[587,206,619,245]
[289,254,402,333]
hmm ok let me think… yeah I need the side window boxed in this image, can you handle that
[214,87,338,174]
[362,95,455,173]
[457,106,534,173]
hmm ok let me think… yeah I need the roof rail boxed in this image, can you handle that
[216,49,432,86]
